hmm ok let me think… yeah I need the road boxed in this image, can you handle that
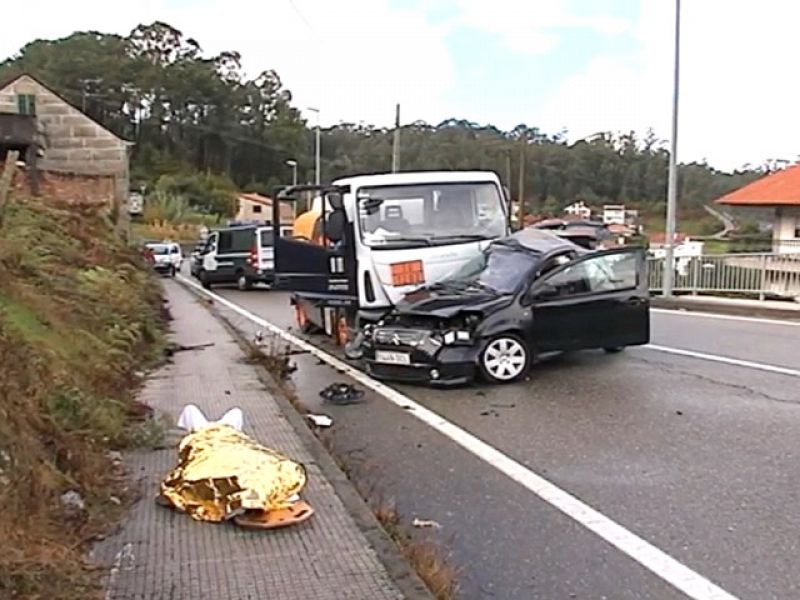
[703,205,738,239]
[196,279,800,600]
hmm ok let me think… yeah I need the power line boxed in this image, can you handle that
[287,0,314,31]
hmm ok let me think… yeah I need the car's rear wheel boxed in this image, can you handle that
[604,347,624,354]
[237,272,252,291]
[479,334,530,384]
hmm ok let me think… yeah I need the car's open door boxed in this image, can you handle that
[271,185,358,306]
[527,247,649,352]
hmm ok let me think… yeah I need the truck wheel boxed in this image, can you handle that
[236,272,252,291]
[479,334,530,384]
[200,270,212,290]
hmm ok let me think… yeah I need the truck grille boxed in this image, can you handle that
[373,328,427,347]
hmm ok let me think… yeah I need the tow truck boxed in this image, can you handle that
[271,171,510,356]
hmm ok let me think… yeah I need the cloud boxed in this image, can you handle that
[1,0,456,128]
[537,0,800,170]
[448,0,631,55]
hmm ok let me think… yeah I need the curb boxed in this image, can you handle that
[651,297,800,321]
[178,279,435,600]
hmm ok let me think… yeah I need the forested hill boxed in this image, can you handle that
[1,21,765,215]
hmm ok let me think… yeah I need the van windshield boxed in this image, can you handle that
[357,182,506,249]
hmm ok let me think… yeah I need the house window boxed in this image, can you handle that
[17,94,36,116]
[252,205,263,214]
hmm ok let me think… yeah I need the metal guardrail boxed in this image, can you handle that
[648,252,800,300]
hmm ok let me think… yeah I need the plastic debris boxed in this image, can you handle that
[319,382,365,405]
[306,414,333,428]
[60,490,86,514]
[412,518,442,529]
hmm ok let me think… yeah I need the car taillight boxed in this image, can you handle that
[248,246,257,267]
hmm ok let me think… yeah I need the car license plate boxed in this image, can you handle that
[375,351,410,365]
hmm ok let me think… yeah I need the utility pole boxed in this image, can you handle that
[391,103,401,173]
[663,0,681,297]
[308,107,321,185]
[518,139,526,229]
[504,149,512,199]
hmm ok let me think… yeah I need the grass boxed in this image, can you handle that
[249,335,459,599]
[0,194,167,598]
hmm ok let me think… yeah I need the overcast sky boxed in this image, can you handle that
[4,0,799,171]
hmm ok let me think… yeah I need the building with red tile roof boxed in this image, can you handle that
[716,163,800,253]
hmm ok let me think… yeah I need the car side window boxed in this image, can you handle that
[543,251,638,298]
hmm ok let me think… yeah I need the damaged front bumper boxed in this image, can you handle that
[363,327,479,386]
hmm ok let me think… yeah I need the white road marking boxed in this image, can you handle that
[652,308,800,327]
[177,275,738,600]
[645,344,800,378]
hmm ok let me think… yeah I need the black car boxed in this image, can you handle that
[362,229,649,386]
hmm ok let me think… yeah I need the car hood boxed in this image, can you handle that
[394,286,513,319]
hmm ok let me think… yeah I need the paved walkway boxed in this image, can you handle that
[93,282,404,600]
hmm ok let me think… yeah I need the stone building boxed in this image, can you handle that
[0,73,132,230]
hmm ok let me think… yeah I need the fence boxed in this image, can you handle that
[648,252,800,300]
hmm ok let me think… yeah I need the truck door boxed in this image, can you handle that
[272,190,357,304]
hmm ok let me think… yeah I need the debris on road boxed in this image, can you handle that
[164,341,215,357]
[160,423,310,526]
[306,413,333,428]
[320,382,365,405]
[412,518,442,529]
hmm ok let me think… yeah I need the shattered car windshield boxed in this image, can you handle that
[357,182,506,249]
[440,247,539,294]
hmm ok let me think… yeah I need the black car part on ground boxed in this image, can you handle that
[319,383,365,405]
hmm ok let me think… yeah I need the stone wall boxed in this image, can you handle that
[0,75,131,232]
[12,167,116,209]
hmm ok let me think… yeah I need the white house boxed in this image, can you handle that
[649,233,705,276]
[563,201,592,219]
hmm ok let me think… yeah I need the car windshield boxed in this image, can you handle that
[439,247,539,294]
[357,182,506,249]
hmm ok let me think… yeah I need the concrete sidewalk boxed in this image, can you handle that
[92,282,410,600]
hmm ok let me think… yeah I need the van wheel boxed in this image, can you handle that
[169,266,176,278]
[479,334,530,384]
[237,272,253,291]
[200,270,212,290]
[604,347,624,354]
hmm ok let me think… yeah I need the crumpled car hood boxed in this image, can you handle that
[394,286,513,319]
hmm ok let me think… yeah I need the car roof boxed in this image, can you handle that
[492,228,584,257]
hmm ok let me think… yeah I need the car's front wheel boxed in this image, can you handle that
[479,334,530,384]
[604,347,624,354]
[199,270,212,290]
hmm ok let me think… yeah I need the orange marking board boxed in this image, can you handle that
[390,260,425,286]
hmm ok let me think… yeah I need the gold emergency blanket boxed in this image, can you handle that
[161,424,307,522]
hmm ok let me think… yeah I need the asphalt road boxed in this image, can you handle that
[200,280,800,600]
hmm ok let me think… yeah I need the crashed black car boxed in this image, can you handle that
[362,229,649,385]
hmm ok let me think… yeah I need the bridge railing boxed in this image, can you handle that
[648,252,800,300]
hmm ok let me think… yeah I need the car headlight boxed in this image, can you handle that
[442,330,471,345]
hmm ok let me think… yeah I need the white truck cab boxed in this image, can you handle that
[272,171,510,348]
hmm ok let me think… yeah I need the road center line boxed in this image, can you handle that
[178,275,738,600]
[645,344,800,378]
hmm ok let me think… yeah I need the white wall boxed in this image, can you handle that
[773,207,800,254]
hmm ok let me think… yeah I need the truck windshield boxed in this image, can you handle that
[357,182,506,249]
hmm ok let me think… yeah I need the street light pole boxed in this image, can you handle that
[308,107,321,185]
[285,159,298,186]
[663,0,681,297]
